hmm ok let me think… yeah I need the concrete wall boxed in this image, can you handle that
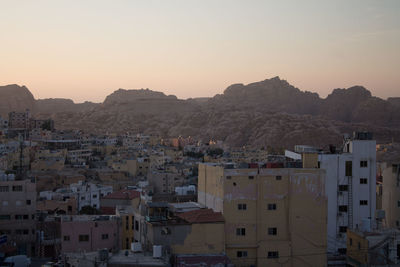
[382,164,400,228]
[61,218,120,253]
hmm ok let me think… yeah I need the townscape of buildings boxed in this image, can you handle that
[1,110,400,267]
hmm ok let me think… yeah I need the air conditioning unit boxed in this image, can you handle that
[131,242,142,252]
[153,245,162,258]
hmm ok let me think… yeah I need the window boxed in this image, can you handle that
[15,215,23,220]
[92,194,97,198]
[79,235,89,242]
[64,235,70,241]
[0,215,11,220]
[125,217,129,230]
[135,220,139,231]
[237,251,248,258]
[102,234,109,240]
[238,203,247,210]
[268,251,279,258]
[0,186,9,192]
[268,204,277,210]
[276,175,282,181]
[398,201,400,208]
[268,227,277,235]
[360,161,368,168]
[125,238,129,249]
[2,201,8,206]
[350,238,353,246]
[132,216,135,230]
[345,161,352,176]
[339,185,348,191]
[26,200,31,205]
[339,226,347,233]
[360,178,368,184]
[236,228,246,236]
[339,205,348,212]
[338,248,347,254]
[248,176,254,180]
[23,215,29,220]
[360,200,368,206]
[68,205,72,212]
[12,185,23,192]
[358,242,361,249]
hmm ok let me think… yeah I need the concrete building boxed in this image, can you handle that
[317,133,377,256]
[60,215,120,253]
[0,179,36,256]
[198,162,327,267]
[100,189,140,215]
[8,110,30,129]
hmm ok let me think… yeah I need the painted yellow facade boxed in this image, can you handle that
[170,222,225,254]
[116,206,136,250]
[198,163,327,267]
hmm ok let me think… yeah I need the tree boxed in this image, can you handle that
[79,205,101,215]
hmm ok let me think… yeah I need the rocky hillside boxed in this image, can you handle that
[0,84,36,117]
[1,77,400,148]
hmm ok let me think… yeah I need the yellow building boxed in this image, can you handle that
[198,163,327,267]
[347,228,400,266]
[116,205,136,250]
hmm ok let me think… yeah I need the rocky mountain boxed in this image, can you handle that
[0,84,36,117]
[35,98,98,114]
[1,77,400,148]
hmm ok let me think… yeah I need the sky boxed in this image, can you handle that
[0,0,399,103]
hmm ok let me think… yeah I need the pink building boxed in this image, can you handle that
[60,215,120,253]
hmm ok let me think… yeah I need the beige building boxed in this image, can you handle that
[198,162,327,267]
[381,163,400,228]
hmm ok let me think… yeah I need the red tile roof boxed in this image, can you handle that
[176,208,224,224]
[100,206,116,215]
[102,189,140,200]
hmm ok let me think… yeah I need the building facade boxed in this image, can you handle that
[198,162,327,267]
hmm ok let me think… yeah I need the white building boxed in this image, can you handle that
[288,132,376,258]
[39,181,113,211]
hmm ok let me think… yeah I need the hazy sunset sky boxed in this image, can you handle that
[1,0,399,103]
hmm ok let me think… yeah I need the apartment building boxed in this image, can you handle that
[0,178,36,256]
[317,132,376,256]
[198,162,327,267]
[60,215,120,253]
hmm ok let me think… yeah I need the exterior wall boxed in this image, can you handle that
[171,223,225,254]
[148,172,185,194]
[61,216,120,253]
[198,164,224,212]
[198,164,327,267]
[346,230,369,265]
[382,164,400,228]
[319,139,376,254]
[0,179,36,256]
[146,222,225,255]
[119,214,135,249]
[36,198,77,215]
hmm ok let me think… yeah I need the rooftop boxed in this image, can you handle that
[103,189,140,200]
[176,208,224,224]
